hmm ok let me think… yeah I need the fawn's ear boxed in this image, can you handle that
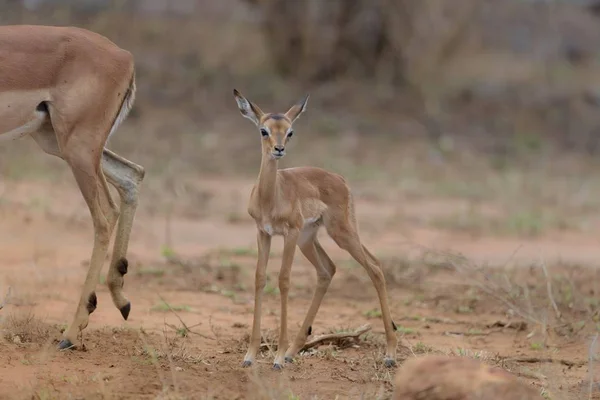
[233,89,264,126]
[285,94,309,123]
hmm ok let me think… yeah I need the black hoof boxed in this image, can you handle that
[384,358,397,368]
[284,356,294,364]
[120,302,131,320]
[272,363,283,370]
[58,339,75,350]
[242,360,252,367]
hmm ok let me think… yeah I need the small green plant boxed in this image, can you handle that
[151,301,191,313]
[264,278,279,295]
[395,325,415,335]
[456,305,473,314]
[530,342,543,351]
[160,245,176,259]
[363,308,382,318]
[413,341,433,354]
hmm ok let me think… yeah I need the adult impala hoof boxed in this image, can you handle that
[242,360,253,367]
[384,358,397,368]
[58,339,75,350]
[119,302,131,320]
[284,356,294,364]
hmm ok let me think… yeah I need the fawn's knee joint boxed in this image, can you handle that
[255,277,267,291]
[278,278,290,292]
[86,292,97,314]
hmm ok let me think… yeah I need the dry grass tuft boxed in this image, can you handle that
[0,311,55,345]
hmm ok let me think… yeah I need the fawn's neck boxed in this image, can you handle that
[256,154,279,208]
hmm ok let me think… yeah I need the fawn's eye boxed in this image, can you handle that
[287,131,294,138]
[260,128,269,137]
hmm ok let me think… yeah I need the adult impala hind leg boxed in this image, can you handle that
[59,140,119,349]
[284,225,336,363]
[102,148,145,319]
[325,214,398,367]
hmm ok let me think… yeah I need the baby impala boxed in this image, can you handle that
[233,89,398,369]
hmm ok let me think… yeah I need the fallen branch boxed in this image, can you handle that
[0,287,11,310]
[300,324,372,352]
[506,356,585,368]
[444,330,489,337]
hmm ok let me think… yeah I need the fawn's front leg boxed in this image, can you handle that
[243,230,272,367]
[273,228,299,369]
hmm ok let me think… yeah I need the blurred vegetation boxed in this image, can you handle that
[2,0,600,174]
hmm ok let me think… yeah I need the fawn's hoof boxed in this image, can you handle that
[58,339,75,350]
[242,360,253,367]
[384,358,397,368]
[284,356,294,364]
[119,302,131,320]
[272,363,283,371]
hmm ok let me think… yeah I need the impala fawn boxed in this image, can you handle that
[233,89,398,369]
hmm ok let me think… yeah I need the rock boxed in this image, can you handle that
[392,355,542,400]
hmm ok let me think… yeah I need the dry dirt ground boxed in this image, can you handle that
[0,171,597,400]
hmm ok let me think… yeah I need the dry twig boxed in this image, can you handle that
[157,294,216,341]
[300,324,372,352]
[0,287,12,310]
[539,255,562,321]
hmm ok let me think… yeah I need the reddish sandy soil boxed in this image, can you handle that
[0,177,596,399]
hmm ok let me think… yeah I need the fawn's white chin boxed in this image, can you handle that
[272,152,285,159]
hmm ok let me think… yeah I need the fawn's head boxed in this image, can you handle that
[233,89,309,160]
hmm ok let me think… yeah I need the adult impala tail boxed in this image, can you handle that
[0,25,145,349]
[233,89,399,369]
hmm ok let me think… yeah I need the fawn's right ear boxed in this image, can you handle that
[233,89,264,126]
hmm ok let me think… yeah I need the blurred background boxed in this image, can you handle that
[2,3,600,398]
[3,0,600,240]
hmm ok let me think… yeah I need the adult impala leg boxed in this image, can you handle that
[243,230,271,366]
[273,228,299,369]
[284,226,336,363]
[102,148,145,319]
[59,145,119,349]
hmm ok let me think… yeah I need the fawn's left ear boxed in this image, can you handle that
[285,94,309,123]
[233,89,264,126]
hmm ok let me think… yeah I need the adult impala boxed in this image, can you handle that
[0,25,145,349]
[233,89,399,369]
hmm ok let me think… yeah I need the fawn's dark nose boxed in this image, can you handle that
[274,145,285,153]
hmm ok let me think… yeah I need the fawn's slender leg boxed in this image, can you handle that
[59,142,119,349]
[273,228,299,369]
[243,230,272,367]
[336,236,397,366]
[284,226,336,362]
[102,148,145,319]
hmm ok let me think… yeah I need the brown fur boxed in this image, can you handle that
[0,25,145,348]
[233,89,398,368]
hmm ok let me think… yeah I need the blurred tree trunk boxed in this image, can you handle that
[243,0,479,87]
